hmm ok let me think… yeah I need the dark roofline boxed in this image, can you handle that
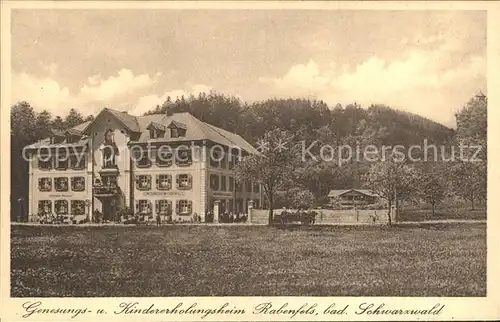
[82,108,140,134]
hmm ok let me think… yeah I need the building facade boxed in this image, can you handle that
[327,189,379,207]
[24,108,262,223]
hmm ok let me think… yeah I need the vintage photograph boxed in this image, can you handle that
[9,8,486,298]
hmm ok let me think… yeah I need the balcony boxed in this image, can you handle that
[93,184,121,197]
[99,163,119,175]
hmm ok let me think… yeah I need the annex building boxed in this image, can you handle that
[24,108,263,223]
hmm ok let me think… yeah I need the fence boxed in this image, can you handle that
[250,208,390,224]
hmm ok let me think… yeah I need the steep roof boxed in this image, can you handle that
[25,121,91,149]
[132,112,259,154]
[82,108,140,134]
[25,108,258,155]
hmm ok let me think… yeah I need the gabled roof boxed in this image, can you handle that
[146,121,166,131]
[131,112,259,155]
[83,108,140,134]
[328,189,379,198]
[26,108,258,155]
[66,128,83,136]
[167,120,187,130]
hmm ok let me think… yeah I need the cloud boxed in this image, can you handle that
[39,62,58,75]
[259,37,486,127]
[11,69,159,116]
[129,84,212,116]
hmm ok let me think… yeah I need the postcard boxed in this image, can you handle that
[1,1,499,321]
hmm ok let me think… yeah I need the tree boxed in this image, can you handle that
[52,116,65,130]
[65,108,85,128]
[416,170,447,215]
[288,188,315,209]
[11,102,38,220]
[450,92,487,209]
[234,129,301,225]
[363,160,418,225]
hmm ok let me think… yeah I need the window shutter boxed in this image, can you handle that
[135,176,139,187]
[155,200,159,213]
[148,200,152,213]
[188,201,193,214]
[156,175,159,189]
[188,174,192,189]
[168,175,172,189]
[135,201,139,213]
[175,200,180,214]
[175,175,179,189]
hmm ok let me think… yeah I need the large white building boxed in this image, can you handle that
[24,108,262,223]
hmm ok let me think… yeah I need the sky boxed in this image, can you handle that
[11,9,486,127]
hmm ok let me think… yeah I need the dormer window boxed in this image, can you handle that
[147,122,166,140]
[171,128,178,138]
[167,120,187,138]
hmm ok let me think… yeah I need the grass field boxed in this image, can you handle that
[11,223,486,297]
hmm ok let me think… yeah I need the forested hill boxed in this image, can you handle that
[144,93,455,147]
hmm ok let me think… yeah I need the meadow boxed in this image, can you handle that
[11,223,486,297]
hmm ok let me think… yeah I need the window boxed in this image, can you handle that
[210,149,221,167]
[175,149,192,167]
[235,181,242,192]
[220,154,227,169]
[176,174,192,190]
[176,200,192,215]
[70,154,86,170]
[55,200,69,215]
[253,183,260,193]
[38,156,52,170]
[38,200,52,214]
[228,156,235,170]
[210,174,219,190]
[54,150,68,170]
[136,151,151,168]
[136,175,151,190]
[170,128,178,138]
[136,200,152,214]
[71,200,85,216]
[156,174,172,190]
[155,200,172,215]
[71,177,85,191]
[102,146,117,168]
[229,177,234,191]
[38,178,52,192]
[220,175,227,191]
[150,129,156,139]
[156,148,173,167]
[54,177,68,192]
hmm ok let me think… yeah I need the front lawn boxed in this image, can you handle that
[10,223,486,297]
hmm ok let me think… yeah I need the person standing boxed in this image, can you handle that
[156,213,161,226]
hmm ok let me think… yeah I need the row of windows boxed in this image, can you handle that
[37,200,85,215]
[135,174,192,191]
[38,177,85,192]
[135,149,192,168]
[135,199,193,215]
[209,150,240,169]
[209,174,260,193]
[38,155,86,170]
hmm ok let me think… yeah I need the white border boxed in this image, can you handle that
[1,1,499,321]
